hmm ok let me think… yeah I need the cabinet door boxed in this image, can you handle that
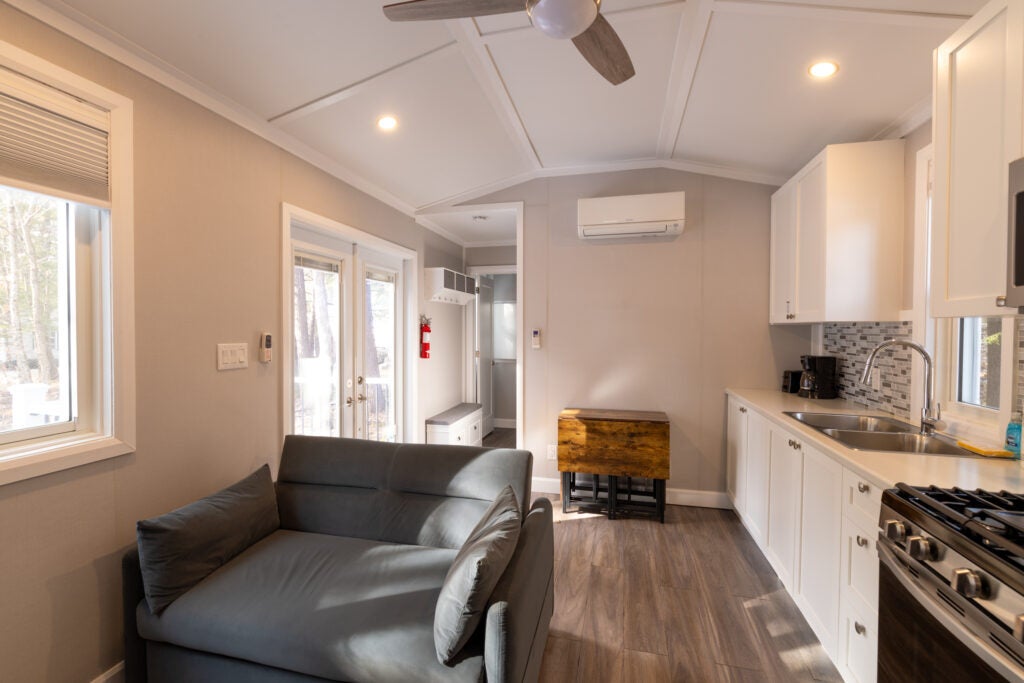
[767,428,803,590]
[770,182,797,323]
[794,158,827,322]
[932,0,1024,317]
[744,412,771,547]
[726,399,748,512]
[797,444,843,657]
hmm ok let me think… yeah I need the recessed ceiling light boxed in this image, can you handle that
[377,115,398,131]
[808,61,839,79]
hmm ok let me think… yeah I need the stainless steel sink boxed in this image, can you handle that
[819,429,975,457]
[784,411,979,457]
[784,411,917,434]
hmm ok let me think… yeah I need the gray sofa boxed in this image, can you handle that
[122,435,554,683]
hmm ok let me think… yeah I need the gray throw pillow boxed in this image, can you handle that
[136,464,279,615]
[434,484,521,665]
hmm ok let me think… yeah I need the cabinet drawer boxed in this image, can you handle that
[470,418,482,446]
[843,515,879,612]
[844,468,882,529]
[840,595,878,683]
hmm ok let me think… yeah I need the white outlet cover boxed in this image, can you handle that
[547,444,558,461]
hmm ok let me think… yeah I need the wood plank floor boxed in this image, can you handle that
[536,501,843,683]
[483,428,516,449]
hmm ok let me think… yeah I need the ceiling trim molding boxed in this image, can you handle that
[418,200,523,216]
[448,18,542,170]
[413,215,468,246]
[872,96,932,140]
[416,155,788,211]
[464,239,518,248]
[2,0,489,247]
[713,0,971,28]
[656,0,715,158]
[268,41,456,125]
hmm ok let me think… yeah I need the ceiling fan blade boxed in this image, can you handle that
[571,14,635,85]
[383,0,524,22]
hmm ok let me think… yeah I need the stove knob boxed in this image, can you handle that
[907,535,938,561]
[885,520,907,543]
[953,568,991,600]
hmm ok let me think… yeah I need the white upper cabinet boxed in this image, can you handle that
[932,0,1024,318]
[770,140,905,324]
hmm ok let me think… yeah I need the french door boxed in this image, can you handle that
[291,243,402,441]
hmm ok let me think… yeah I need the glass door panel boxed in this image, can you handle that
[360,266,398,442]
[292,254,344,437]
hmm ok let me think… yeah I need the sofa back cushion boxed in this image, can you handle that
[276,436,532,550]
[136,464,280,614]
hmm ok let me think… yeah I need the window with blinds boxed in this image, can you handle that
[0,67,110,204]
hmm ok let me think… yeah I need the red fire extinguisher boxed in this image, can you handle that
[420,315,431,359]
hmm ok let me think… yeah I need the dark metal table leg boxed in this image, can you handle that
[656,479,666,523]
[608,476,618,520]
[561,471,571,514]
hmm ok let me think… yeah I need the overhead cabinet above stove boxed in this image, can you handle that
[769,140,904,324]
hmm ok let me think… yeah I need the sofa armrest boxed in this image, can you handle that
[122,547,148,683]
[484,497,555,683]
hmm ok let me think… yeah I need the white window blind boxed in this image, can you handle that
[0,67,109,203]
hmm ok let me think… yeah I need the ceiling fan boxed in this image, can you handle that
[382,0,635,85]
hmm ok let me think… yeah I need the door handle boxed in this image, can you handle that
[356,394,365,403]
[356,376,364,385]
[345,397,354,407]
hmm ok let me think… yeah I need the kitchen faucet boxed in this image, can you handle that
[860,339,942,435]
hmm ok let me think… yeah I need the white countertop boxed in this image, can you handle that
[726,388,1024,492]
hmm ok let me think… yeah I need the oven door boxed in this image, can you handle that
[878,542,1024,682]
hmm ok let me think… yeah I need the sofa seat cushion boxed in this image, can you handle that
[136,530,484,683]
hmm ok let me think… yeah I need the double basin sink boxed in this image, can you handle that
[783,411,976,457]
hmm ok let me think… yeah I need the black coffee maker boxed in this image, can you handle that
[798,355,838,399]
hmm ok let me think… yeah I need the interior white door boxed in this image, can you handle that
[476,278,494,435]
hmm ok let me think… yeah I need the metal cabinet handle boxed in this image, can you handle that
[996,295,1008,307]
[792,441,801,450]
[787,439,794,448]
[856,535,869,548]
[739,406,747,414]
[356,394,365,403]
[854,622,867,636]
[857,482,870,493]
[345,396,354,407]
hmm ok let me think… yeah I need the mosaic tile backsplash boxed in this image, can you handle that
[822,321,914,421]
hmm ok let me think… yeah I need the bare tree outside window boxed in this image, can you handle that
[0,185,71,434]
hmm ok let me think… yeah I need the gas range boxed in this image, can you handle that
[879,484,1024,680]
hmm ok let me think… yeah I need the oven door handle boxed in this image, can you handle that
[877,541,1024,682]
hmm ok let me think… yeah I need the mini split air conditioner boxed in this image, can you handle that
[577,190,685,240]
[424,267,476,305]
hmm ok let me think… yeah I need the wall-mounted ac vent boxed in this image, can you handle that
[577,190,685,240]
[424,267,476,305]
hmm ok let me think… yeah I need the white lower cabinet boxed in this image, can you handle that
[744,412,770,546]
[797,443,843,658]
[767,428,803,590]
[727,398,749,511]
[726,402,882,683]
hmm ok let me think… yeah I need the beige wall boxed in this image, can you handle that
[902,121,933,310]
[465,245,516,267]
[474,168,809,492]
[0,6,463,681]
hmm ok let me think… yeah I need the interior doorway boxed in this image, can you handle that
[467,265,518,447]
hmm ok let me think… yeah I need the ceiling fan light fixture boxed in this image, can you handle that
[808,61,839,79]
[527,0,599,40]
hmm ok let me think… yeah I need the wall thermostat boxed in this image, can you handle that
[532,329,541,349]
[259,333,272,363]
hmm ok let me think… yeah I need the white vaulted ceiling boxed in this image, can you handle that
[20,0,983,244]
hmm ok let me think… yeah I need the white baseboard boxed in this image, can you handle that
[493,418,516,429]
[666,488,731,509]
[532,476,731,510]
[91,662,124,683]
[531,476,562,494]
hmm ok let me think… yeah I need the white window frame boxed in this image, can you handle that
[0,41,135,486]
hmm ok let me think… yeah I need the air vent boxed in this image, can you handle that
[989,633,1024,669]
[424,267,475,305]
[935,589,965,617]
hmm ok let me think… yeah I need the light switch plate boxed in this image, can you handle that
[547,444,558,461]
[217,343,249,370]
